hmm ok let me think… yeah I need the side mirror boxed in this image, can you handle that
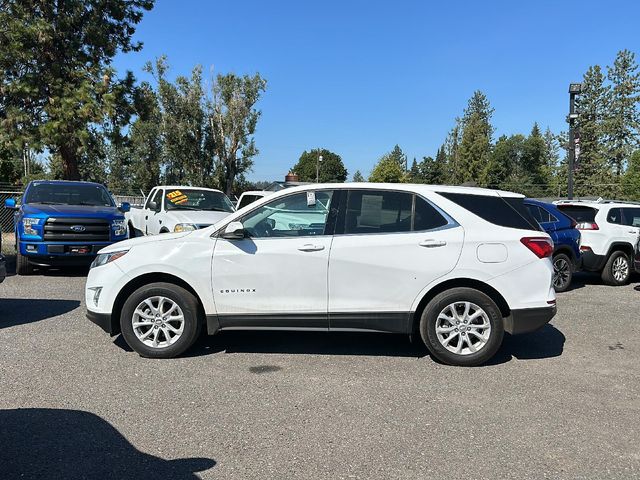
[221,221,245,240]
[119,202,131,213]
[4,198,16,209]
[148,200,158,211]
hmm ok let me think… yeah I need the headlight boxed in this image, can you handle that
[22,218,40,236]
[174,223,197,232]
[91,249,129,268]
[112,219,127,237]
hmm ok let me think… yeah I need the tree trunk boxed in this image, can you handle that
[225,160,236,196]
[60,142,80,180]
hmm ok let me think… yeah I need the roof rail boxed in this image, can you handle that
[554,198,640,206]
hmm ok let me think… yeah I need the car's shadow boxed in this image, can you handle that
[486,324,565,365]
[564,271,640,292]
[0,408,216,479]
[0,298,80,329]
[124,323,565,365]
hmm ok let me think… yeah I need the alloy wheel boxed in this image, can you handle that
[553,257,571,289]
[132,296,185,349]
[435,302,491,355]
[612,256,629,283]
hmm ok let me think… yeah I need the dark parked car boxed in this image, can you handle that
[525,199,581,292]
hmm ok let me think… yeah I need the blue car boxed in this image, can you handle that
[4,180,130,275]
[524,199,582,292]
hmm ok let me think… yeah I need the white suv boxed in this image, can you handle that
[555,200,640,285]
[86,184,556,366]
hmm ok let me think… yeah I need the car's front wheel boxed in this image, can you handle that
[419,287,504,367]
[16,250,34,275]
[120,282,202,358]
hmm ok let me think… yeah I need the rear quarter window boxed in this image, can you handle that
[438,192,540,231]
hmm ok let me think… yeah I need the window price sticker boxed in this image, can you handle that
[306,191,316,207]
[167,190,188,205]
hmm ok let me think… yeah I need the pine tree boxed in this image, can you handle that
[605,49,640,177]
[575,65,611,197]
[352,170,365,182]
[457,91,494,184]
[520,123,550,196]
[443,121,462,183]
[621,150,640,200]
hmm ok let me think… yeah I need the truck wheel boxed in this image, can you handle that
[601,251,630,286]
[552,253,573,292]
[419,287,504,367]
[120,282,202,358]
[16,250,34,275]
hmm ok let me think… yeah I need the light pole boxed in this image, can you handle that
[568,83,582,199]
[316,154,323,183]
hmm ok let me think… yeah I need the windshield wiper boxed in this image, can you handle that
[31,201,67,205]
[168,205,200,210]
[202,207,231,212]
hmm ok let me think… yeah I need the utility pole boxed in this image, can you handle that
[568,83,582,199]
[316,154,323,183]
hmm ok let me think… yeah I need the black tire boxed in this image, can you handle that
[419,287,504,367]
[127,222,137,238]
[601,250,631,286]
[120,282,202,358]
[160,228,169,234]
[16,250,34,275]
[552,253,573,292]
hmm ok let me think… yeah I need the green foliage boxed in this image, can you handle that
[457,91,494,184]
[291,148,347,183]
[621,151,640,199]
[211,72,267,195]
[604,49,640,177]
[352,170,365,182]
[0,0,154,180]
[369,148,407,183]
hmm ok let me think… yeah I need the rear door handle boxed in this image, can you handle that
[419,239,447,248]
[298,244,325,252]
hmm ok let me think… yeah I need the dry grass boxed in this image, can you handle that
[1,231,15,257]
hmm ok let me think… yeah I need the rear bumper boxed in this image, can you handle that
[0,254,6,283]
[503,304,556,335]
[581,250,606,272]
[87,310,119,336]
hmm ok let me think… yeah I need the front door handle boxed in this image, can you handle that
[298,244,325,252]
[419,239,447,248]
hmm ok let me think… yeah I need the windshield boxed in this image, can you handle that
[24,183,114,207]
[165,189,234,212]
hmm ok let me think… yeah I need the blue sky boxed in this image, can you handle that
[113,0,640,182]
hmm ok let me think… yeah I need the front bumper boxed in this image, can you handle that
[503,304,557,335]
[0,254,6,283]
[87,310,119,336]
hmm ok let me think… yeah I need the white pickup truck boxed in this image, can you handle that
[127,186,235,236]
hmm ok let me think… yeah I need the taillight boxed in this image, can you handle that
[520,237,553,258]
[576,222,599,230]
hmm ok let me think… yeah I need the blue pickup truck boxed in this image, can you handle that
[4,180,130,275]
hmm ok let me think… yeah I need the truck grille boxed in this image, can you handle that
[43,218,111,242]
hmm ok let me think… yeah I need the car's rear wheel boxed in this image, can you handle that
[16,250,34,275]
[552,253,573,292]
[601,251,631,286]
[120,282,202,358]
[419,287,504,367]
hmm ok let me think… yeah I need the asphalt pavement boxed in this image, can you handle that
[1,267,639,479]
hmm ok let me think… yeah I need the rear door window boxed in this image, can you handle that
[439,192,540,231]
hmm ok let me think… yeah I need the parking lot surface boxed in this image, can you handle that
[1,267,640,479]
